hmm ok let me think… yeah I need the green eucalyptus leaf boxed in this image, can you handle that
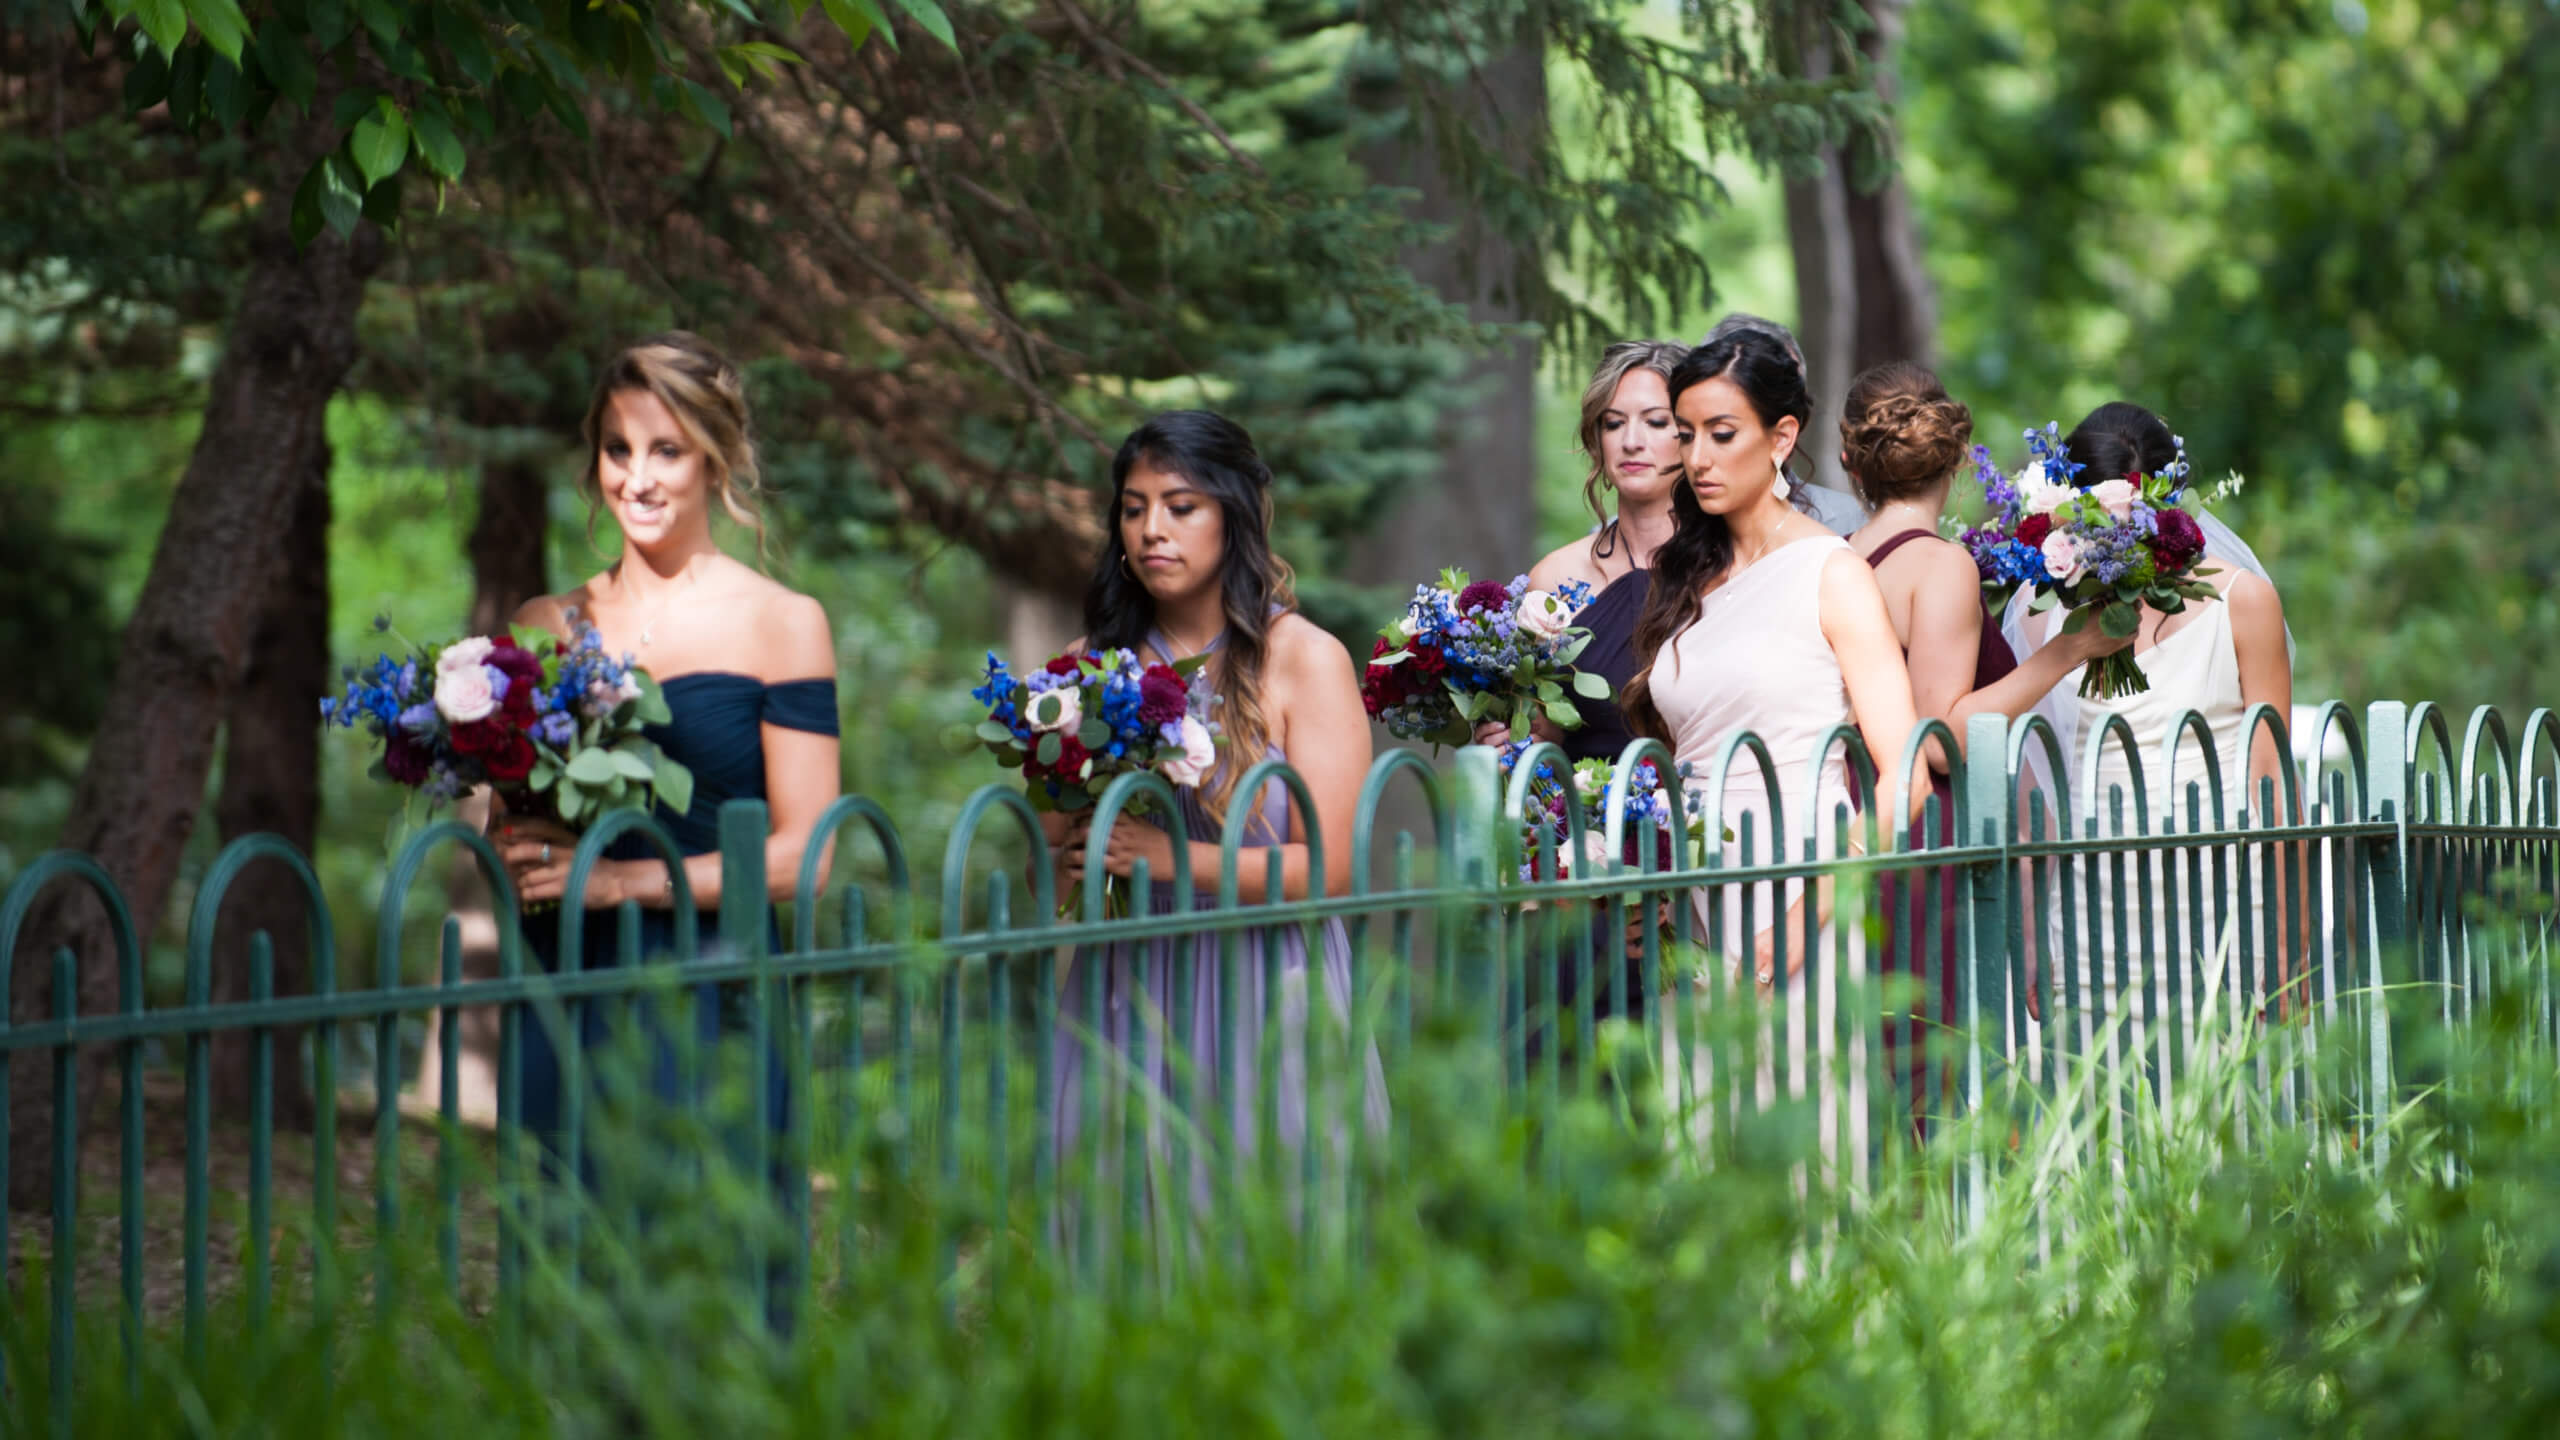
[973,719,1016,744]
[942,724,984,756]
[652,759,694,816]
[1075,719,1111,750]
[565,747,618,785]
[1571,671,1612,700]
[632,673,672,724]
[1544,698,1581,728]
[1035,732,1061,767]
[608,748,656,782]
[2101,602,2141,640]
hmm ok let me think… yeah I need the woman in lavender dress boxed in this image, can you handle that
[1045,411,1381,1229]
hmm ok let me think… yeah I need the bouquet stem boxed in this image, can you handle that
[2077,650,2151,701]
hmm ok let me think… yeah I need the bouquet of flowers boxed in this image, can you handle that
[1360,569,1607,748]
[1960,424,2220,700]
[320,620,695,845]
[959,647,1222,914]
[1497,742,1712,885]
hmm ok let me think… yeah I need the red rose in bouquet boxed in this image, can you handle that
[448,717,509,756]
[483,728,539,784]
[2150,509,2206,570]
[1138,664,1189,727]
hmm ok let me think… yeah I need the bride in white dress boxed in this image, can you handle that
[2007,403,2297,1087]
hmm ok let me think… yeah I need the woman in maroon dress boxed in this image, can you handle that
[1838,364,2128,1122]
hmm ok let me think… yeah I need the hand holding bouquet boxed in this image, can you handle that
[1960,425,2220,700]
[1497,742,1717,884]
[320,619,695,849]
[1360,569,1606,748]
[958,647,1222,914]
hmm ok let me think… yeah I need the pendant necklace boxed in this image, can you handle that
[623,563,694,651]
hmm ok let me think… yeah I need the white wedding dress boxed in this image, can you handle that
[2023,578,2277,1094]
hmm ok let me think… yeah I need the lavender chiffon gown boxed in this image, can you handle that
[1048,634,1387,1223]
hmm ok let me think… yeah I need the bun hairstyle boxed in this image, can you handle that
[1083,409,1297,832]
[1620,329,1815,742]
[581,330,770,561]
[2062,401,2179,483]
[1575,339,1689,546]
[1839,362,1974,506]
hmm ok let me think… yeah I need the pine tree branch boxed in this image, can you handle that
[1047,0,1266,178]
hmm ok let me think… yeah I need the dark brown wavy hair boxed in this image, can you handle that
[1621,330,1815,742]
[1082,410,1296,833]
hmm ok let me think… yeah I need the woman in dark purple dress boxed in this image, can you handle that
[1838,363,2128,1117]
[1471,341,1686,1055]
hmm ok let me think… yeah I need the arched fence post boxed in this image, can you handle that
[1959,713,2012,1232]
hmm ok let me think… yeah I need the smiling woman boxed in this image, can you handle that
[490,332,842,1303]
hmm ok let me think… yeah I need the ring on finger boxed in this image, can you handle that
[541,843,553,865]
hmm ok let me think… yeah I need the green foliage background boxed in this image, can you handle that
[3,0,2554,990]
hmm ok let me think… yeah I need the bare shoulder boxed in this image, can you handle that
[2220,568,2286,633]
[1906,535,1983,595]
[1527,535,1607,594]
[1820,543,1890,600]
[733,571,835,680]
[510,584,591,640]
[1269,611,1354,680]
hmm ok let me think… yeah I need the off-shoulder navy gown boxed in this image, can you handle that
[520,674,838,1234]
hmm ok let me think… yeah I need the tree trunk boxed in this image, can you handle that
[1345,39,1545,895]
[409,454,555,1126]
[6,208,380,1208]
[1346,41,1546,591]
[1781,0,1935,496]
[206,445,332,1127]
[464,454,554,637]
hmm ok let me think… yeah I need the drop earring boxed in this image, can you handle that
[1771,454,1792,501]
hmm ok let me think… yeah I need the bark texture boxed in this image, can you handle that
[1782,0,1937,497]
[1347,41,1547,592]
[206,444,333,1126]
[7,205,380,1208]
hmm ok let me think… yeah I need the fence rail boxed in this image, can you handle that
[1,700,2555,1417]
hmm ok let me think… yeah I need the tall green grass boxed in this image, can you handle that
[11,914,2560,1437]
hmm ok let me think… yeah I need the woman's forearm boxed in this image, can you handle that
[1178,840,1345,905]
[1948,643,2079,743]
[620,827,823,911]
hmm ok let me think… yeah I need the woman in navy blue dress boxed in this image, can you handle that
[495,333,841,1270]
[1475,341,1686,1048]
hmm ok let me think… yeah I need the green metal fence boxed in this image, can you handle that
[1,700,2554,1413]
